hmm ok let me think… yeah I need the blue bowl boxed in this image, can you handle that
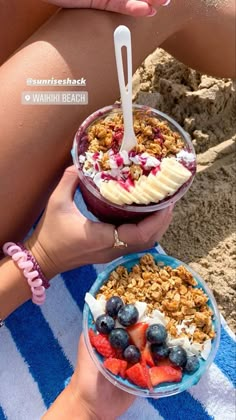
[83,250,221,398]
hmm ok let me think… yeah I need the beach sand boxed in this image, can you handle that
[133,49,236,332]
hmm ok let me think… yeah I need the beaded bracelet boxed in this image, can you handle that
[3,242,50,305]
[17,243,50,290]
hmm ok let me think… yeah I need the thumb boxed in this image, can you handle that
[52,165,79,202]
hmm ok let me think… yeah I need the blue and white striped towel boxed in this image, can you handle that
[0,191,235,420]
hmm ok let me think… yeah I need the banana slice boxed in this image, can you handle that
[100,181,121,205]
[139,175,165,202]
[99,157,192,206]
[115,184,134,205]
[161,158,191,182]
[150,173,176,195]
[129,185,150,205]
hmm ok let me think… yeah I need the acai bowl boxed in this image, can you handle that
[72,104,196,224]
[83,250,220,398]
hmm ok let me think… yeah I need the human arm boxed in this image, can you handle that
[0,165,173,321]
[41,0,167,16]
[43,335,135,420]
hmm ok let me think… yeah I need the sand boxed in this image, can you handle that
[133,49,236,333]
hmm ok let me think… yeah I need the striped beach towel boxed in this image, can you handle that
[0,191,235,420]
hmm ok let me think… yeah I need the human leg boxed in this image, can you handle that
[1,0,234,245]
[0,6,189,245]
[0,0,58,65]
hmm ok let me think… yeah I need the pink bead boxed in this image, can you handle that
[3,242,19,255]
[32,285,45,297]
[3,241,47,306]
[26,270,39,281]
[22,261,34,272]
[28,277,43,288]
[32,294,46,305]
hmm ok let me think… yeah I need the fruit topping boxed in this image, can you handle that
[151,343,170,360]
[117,304,139,327]
[146,324,167,345]
[155,357,176,367]
[149,366,182,387]
[109,328,130,350]
[127,323,149,351]
[95,314,115,335]
[184,355,200,374]
[169,346,187,368]
[91,332,117,358]
[88,328,97,347]
[106,296,124,318]
[103,358,121,376]
[103,358,128,377]
[123,345,141,364]
[126,363,150,388]
[141,344,155,367]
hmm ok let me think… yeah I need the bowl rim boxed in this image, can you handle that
[83,250,221,398]
[72,104,197,213]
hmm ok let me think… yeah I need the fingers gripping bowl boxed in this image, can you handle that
[83,251,220,398]
[72,104,196,224]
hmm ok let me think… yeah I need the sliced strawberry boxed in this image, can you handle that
[103,358,128,378]
[142,344,155,367]
[156,357,176,367]
[88,328,97,346]
[149,366,182,387]
[126,363,149,388]
[104,358,121,375]
[127,323,148,351]
[119,360,128,379]
[92,334,117,358]
[141,359,153,391]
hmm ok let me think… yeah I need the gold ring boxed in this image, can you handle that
[113,228,128,249]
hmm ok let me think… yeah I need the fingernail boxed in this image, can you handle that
[147,7,157,17]
[161,0,172,6]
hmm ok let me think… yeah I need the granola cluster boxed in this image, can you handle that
[96,254,215,344]
[86,110,185,168]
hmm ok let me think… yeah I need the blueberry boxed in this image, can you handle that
[184,355,200,374]
[169,346,187,367]
[117,304,139,327]
[106,296,124,318]
[151,343,170,359]
[123,345,141,364]
[95,314,115,335]
[109,328,130,350]
[146,324,167,345]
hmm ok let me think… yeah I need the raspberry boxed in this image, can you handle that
[92,333,117,358]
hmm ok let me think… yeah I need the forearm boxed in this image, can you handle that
[42,381,96,420]
[0,257,32,320]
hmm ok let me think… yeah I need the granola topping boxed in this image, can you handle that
[79,110,196,206]
[96,254,215,348]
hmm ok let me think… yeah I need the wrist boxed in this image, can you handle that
[42,380,97,420]
[24,236,58,281]
[69,374,100,420]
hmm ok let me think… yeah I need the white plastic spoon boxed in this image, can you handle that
[114,25,137,153]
